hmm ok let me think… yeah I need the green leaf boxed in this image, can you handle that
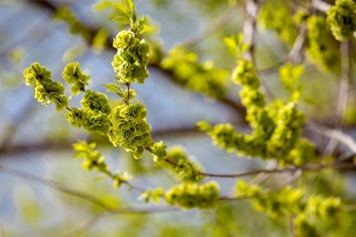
[279,63,304,92]
[224,37,237,56]
[123,0,134,13]
[94,0,113,11]
[112,3,129,15]
[113,15,131,24]
[102,83,124,97]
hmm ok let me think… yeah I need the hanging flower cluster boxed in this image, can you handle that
[23,63,68,111]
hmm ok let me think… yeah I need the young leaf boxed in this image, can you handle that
[102,83,124,97]
[279,63,304,92]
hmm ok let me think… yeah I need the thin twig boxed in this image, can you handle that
[0,164,110,209]
[62,211,107,237]
[249,160,278,185]
[200,162,355,179]
[269,169,304,192]
[180,5,241,48]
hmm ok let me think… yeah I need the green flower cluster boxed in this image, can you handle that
[199,59,314,164]
[62,62,90,94]
[108,102,153,159]
[23,63,68,111]
[165,181,219,209]
[66,90,111,135]
[161,146,202,182]
[112,30,150,84]
[139,187,164,204]
[327,0,356,41]
[235,180,342,235]
[161,47,229,98]
[294,215,319,237]
[73,141,109,171]
[305,196,341,219]
[235,180,304,218]
[72,141,132,188]
[112,170,133,188]
[150,141,167,162]
[259,2,298,44]
[285,138,316,165]
[294,195,341,236]
[306,16,341,72]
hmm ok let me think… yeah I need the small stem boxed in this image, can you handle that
[288,215,297,237]
[125,82,130,105]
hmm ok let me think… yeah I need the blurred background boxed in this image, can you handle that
[0,0,355,236]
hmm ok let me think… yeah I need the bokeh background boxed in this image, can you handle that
[0,0,355,236]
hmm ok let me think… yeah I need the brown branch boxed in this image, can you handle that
[27,0,110,48]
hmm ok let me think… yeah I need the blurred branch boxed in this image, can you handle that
[0,163,110,209]
[0,99,38,153]
[0,125,204,156]
[287,21,308,64]
[28,0,110,48]
[288,0,322,64]
[63,205,179,237]
[63,211,107,237]
[180,4,241,48]
[306,122,356,154]
[249,160,278,185]
[313,0,331,12]
[288,215,297,237]
[337,41,350,120]
[269,169,304,192]
[149,63,247,117]
[0,163,178,217]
